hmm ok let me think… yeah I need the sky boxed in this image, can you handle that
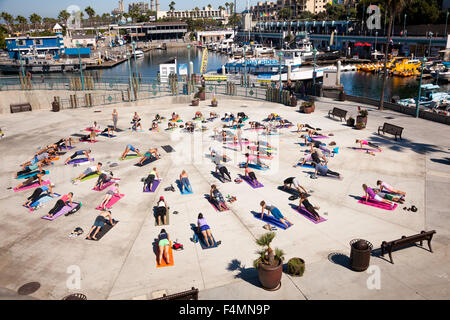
[0,0,253,18]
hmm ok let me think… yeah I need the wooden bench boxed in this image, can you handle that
[10,103,32,114]
[378,122,403,140]
[328,107,347,121]
[152,287,199,300]
[381,230,436,264]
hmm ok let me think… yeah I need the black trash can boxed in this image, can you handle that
[339,90,346,101]
[51,97,60,112]
[349,239,373,272]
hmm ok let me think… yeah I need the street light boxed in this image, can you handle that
[76,43,85,91]
[244,45,247,88]
[445,11,449,38]
[187,44,191,79]
[312,48,318,89]
[127,51,134,101]
[415,57,427,118]
[403,13,407,37]
[428,32,433,59]
[278,51,283,102]
[375,31,378,52]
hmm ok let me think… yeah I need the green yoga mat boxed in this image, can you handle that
[74,173,100,182]
[119,154,140,161]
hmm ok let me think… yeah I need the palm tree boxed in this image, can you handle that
[379,0,409,111]
[1,12,14,33]
[57,10,70,25]
[85,6,95,26]
[207,4,212,10]
[169,1,176,12]
[15,15,28,34]
[225,2,230,15]
[29,13,42,32]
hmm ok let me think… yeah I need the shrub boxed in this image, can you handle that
[287,258,305,277]
[253,232,285,269]
[359,109,368,117]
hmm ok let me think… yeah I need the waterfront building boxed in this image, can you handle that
[5,34,64,60]
[70,34,97,49]
[251,0,330,21]
[156,7,228,24]
[115,22,188,42]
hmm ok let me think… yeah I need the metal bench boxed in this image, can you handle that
[328,107,347,121]
[152,287,199,300]
[10,103,32,114]
[378,122,404,140]
[381,230,436,264]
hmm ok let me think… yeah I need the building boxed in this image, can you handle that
[251,1,277,21]
[115,22,188,42]
[112,0,125,16]
[157,7,228,23]
[251,0,330,21]
[5,35,64,60]
[71,34,97,49]
[52,23,63,33]
[128,2,149,13]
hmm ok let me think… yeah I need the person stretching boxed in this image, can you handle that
[54,137,73,151]
[377,180,406,196]
[144,167,161,191]
[16,162,43,178]
[298,193,321,222]
[95,172,115,190]
[294,154,314,168]
[215,162,232,182]
[356,139,382,151]
[283,177,308,194]
[179,170,192,193]
[65,149,91,165]
[15,171,46,190]
[157,229,171,265]
[112,109,118,130]
[244,164,259,185]
[209,145,227,162]
[98,183,120,209]
[45,192,73,218]
[313,163,342,179]
[131,112,142,131]
[155,196,168,226]
[24,184,54,208]
[138,148,160,165]
[150,121,159,131]
[260,201,293,229]
[86,210,115,241]
[121,144,142,160]
[311,148,328,165]
[73,163,102,184]
[210,185,227,211]
[362,184,394,206]
[375,190,405,204]
[197,213,215,247]
[100,127,115,138]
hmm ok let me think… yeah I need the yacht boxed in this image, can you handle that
[398,84,450,107]
[134,50,144,58]
[252,43,275,56]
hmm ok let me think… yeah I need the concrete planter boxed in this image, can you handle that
[211,101,218,107]
[257,260,282,291]
[191,100,199,106]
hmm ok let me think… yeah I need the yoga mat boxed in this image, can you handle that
[85,128,101,132]
[161,145,175,153]
[26,193,61,212]
[176,180,193,195]
[96,194,125,210]
[241,175,264,189]
[250,154,274,160]
[81,140,98,143]
[211,171,230,183]
[93,179,120,192]
[100,133,117,138]
[17,170,49,180]
[41,202,81,221]
[312,136,329,139]
[60,146,74,150]
[77,172,100,182]
[14,180,50,192]
[191,225,218,249]
[205,195,228,212]
[253,213,292,230]
[239,162,269,171]
[134,157,157,167]
[227,141,250,147]
[156,241,174,267]
[143,179,160,193]
[293,206,327,224]
[351,147,381,153]
[119,154,140,161]
[67,158,94,165]
[154,207,169,226]
[296,163,327,169]
[86,219,118,241]
[358,197,397,211]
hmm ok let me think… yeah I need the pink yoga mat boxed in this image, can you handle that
[85,128,101,132]
[14,180,50,192]
[227,141,250,147]
[82,140,99,144]
[96,194,125,210]
[248,154,274,161]
[352,147,381,153]
[293,206,327,224]
[358,197,397,211]
[208,198,229,212]
[92,179,120,191]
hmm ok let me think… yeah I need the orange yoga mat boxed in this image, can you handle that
[156,241,174,268]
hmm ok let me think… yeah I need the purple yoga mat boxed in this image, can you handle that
[293,206,327,224]
[312,136,329,139]
[41,202,80,221]
[67,158,94,165]
[143,180,160,193]
[242,175,264,188]
[61,146,74,150]
[96,194,125,210]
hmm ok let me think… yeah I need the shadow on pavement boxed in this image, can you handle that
[227,259,261,288]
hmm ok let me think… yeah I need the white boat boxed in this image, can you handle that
[134,50,144,58]
[252,43,275,56]
[398,84,450,107]
[266,65,335,82]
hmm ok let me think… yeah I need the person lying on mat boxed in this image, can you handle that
[72,163,103,184]
[21,151,50,169]
[209,146,227,162]
[121,144,142,160]
[215,162,232,182]
[375,189,404,204]
[138,148,160,165]
[312,163,342,180]
[54,137,73,151]
[197,213,215,247]
[297,123,320,133]
[157,228,171,264]
[150,121,159,131]
[362,184,394,207]
[283,177,308,194]
[98,183,120,209]
[179,170,192,193]
[79,130,97,143]
[356,139,382,151]
[100,126,115,138]
[86,210,115,241]
[237,112,248,120]
[24,184,55,208]
[210,185,228,211]
[45,192,73,218]
[244,164,259,185]
[209,112,218,121]
[16,162,44,178]
[250,121,264,129]
[376,180,406,197]
[167,121,177,130]
[15,171,46,190]
[260,201,293,229]
[64,149,92,165]
[299,193,321,222]
[155,196,168,226]
[294,154,314,168]
[144,167,161,191]
[131,112,142,131]
[95,172,114,190]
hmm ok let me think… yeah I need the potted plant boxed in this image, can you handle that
[197,86,206,101]
[253,232,285,291]
[346,117,355,127]
[355,121,366,130]
[286,258,305,277]
[191,98,199,106]
[356,109,368,127]
[211,96,218,107]
[290,95,297,107]
[301,101,315,114]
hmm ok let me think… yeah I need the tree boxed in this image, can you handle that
[278,8,291,21]
[225,2,230,14]
[0,24,7,48]
[15,15,28,33]
[58,10,70,24]
[1,12,14,33]
[169,1,176,12]
[207,4,212,10]
[324,2,347,20]
[29,13,42,31]
[379,0,410,111]
[85,6,95,26]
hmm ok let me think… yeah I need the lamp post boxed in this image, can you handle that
[312,48,318,89]
[132,41,139,89]
[278,51,283,102]
[415,57,427,118]
[445,11,449,38]
[187,44,191,78]
[244,45,247,88]
[403,13,407,37]
[127,51,134,101]
[375,31,378,52]
[428,32,433,58]
[77,44,85,91]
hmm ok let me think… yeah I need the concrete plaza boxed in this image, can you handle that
[0,95,449,300]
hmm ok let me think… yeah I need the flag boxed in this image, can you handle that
[200,48,208,74]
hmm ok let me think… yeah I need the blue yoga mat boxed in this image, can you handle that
[239,162,269,171]
[191,225,218,249]
[17,170,49,180]
[28,193,61,209]
[176,180,193,195]
[253,213,292,230]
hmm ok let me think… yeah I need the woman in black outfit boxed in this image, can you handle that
[298,193,321,222]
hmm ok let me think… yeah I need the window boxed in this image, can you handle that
[35,39,43,46]
[16,39,25,46]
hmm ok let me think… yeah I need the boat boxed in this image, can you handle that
[134,50,144,59]
[251,43,275,56]
[398,84,450,107]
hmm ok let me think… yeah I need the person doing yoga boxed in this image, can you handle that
[65,149,91,164]
[157,228,171,264]
[197,213,215,247]
[150,121,159,131]
[297,123,320,133]
[375,189,405,204]
[72,163,103,184]
[244,153,269,169]
[121,144,142,160]
[95,172,115,190]
[215,162,232,182]
[112,109,118,130]
[260,201,293,229]
[362,184,394,206]
[155,196,168,226]
[298,193,322,222]
[86,210,115,241]
[15,171,46,189]
[138,148,160,165]
[21,151,50,169]
[209,185,227,211]
[100,126,115,137]
[244,164,259,184]
[283,177,308,194]
[131,112,142,131]
[312,163,342,179]
[376,180,406,196]
[179,170,192,193]
[144,167,161,191]
[98,183,120,209]
[23,184,54,208]
[79,130,97,143]
[311,148,328,165]
[45,192,73,218]
[16,162,43,178]
[209,145,227,162]
[194,111,202,120]
[356,139,382,151]
[54,137,72,150]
